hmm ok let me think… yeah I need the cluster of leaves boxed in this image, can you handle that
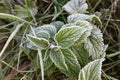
[0,0,108,80]
[26,0,107,80]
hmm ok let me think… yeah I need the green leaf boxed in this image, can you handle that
[27,28,51,50]
[27,35,49,49]
[71,44,89,67]
[63,0,88,14]
[36,30,50,40]
[89,15,102,28]
[62,23,75,28]
[43,50,53,71]
[67,14,102,28]
[44,56,53,71]
[74,31,91,45]
[67,13,91,23]
[78,58,105,80]
[75,20,92,29]
[95,12,101,17]
[38,25,57,39]
[50,48,68,70]
[50,21,64,31]
[55,26,87,48]
[74,20,93,44]
[32,28,50,40]
[26,41,37,50]
[61,49,80,78]
[78,3,88,13]
[84,26,105,59]
[29,27,50,40]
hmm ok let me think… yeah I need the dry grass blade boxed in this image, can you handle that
[4,61,31,80]
[0,23,24,57]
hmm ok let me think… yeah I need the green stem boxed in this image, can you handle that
[106,51,120,58]
[38,48,44,80]
[30,26,44,80]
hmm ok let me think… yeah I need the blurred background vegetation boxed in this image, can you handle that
[0,0,120,80]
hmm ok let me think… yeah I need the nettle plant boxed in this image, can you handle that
[26,0,107,80]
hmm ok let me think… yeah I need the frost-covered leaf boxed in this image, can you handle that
[29,27,50,40]
[50,48,68,70]
[27,35,49,49]
[75,20,92,29]
[71,44,89,67]
[74,30,91,45]
[27,26,52,50]
[78,3,88,13]
[75,21,92,38]
[67,14,102,28]
[89,15,102,28]
[43,49,53,71]
[95,12,101,17]
[74,20,93,44]
[63,0,88,14]
[44,56,53,71]
[26,42,37,50]
[38,25,57,39]
[78,58,105,80]
[36,30,50,40]
[62,23,76,28]
[61,49,80,78]
[67,13,90,23]
[50,21,64,31]
[55,26,87,48]
[84,26,105,59]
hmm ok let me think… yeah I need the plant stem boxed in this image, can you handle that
[106,51,120,58]
[30,26,44,80]
[38,48,44,80]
